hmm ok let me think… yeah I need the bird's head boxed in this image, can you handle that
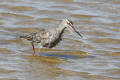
[62,18,83,38]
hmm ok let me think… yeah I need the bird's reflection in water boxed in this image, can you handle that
[40,53,82,59]
[37,52,95,59]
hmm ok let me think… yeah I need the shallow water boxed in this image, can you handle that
[0,0,120,80]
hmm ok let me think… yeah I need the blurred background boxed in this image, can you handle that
[0,0,120,80]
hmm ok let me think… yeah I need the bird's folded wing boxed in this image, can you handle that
[33,29,52,42]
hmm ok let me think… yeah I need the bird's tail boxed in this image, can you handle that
[20,35,33,41]
[20,36,26,38]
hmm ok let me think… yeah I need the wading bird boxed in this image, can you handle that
[20,19,82,56]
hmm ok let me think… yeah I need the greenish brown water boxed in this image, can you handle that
[0,0,120,80]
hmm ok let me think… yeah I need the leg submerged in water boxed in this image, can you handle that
[32,42,36,56]
[38,48,41,56]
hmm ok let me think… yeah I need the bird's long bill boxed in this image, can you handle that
[70,26,83,38]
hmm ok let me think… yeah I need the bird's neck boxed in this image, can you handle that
[56,23,66,33]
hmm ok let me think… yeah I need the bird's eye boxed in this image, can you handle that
[67,22,72,25]
[70,21,73,25]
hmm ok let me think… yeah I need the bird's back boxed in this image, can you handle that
[20,28,48,42]
[20,28,59,47]
[20,27,65,48]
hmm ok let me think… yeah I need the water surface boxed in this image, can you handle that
[0,0,120,80]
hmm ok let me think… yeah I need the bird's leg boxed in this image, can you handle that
[38,48,41,56]
[32,42,36,56]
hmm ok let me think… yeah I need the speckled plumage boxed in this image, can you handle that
[20,18,82,56]
[20,26,65,48]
